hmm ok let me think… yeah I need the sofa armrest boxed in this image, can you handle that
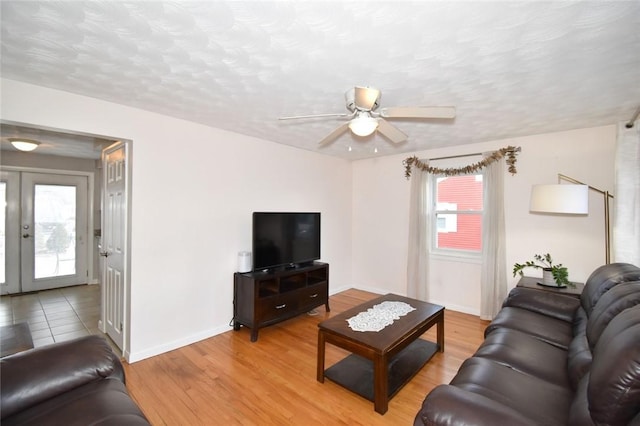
[414,385,539,426]
[503,287,580,322]
[1,335,124,419]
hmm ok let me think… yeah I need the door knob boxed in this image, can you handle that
[22,233,30,238]
[99,250,111,257]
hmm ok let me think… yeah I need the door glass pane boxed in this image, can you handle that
[1,182,5,284]
[34,185,76,279]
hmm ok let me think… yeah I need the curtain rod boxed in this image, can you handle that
[428,152,483,161]
[429,146,522,161]
[626,105,640,129]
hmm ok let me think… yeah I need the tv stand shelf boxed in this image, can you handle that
[233,262,330,342]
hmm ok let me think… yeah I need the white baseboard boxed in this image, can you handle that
[127,325,230,363]
[328,284,352,295]
[427,298,480,316]
[126,286,479,363]
[352,284,387,295]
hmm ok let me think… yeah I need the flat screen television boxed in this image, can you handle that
[252,212,321,271]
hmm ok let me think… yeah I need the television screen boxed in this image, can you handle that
[252,212,321,271]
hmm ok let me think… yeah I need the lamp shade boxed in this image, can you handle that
[348,116,378,136]
[530,184,588,214]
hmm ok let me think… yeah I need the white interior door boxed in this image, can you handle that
[20,173,89,292]
[102,142,128,351]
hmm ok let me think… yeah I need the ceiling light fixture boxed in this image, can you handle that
[348,112,378,137]
[9,138,40,152]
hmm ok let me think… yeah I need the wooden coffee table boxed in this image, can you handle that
[317,293,444,414]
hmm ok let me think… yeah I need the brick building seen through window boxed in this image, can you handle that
[435,174,483,252]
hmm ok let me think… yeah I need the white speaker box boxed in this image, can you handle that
[237,251,252,273]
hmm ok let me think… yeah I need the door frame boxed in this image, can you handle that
[1,166,95,291]
[1,120,134,361]
[1,170,20,294]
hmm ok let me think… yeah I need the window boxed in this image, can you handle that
[432,173,483,254]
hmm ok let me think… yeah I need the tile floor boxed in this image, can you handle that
[0,284,117,352]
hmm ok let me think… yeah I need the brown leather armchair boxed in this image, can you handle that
[1,335,150,425]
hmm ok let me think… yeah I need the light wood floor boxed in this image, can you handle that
[123,289,489,425]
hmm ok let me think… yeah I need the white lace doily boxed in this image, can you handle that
[346,301,416,332]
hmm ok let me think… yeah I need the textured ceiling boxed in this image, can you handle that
[1,1,639,160]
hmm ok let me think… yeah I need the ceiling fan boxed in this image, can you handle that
[279,86,456,146]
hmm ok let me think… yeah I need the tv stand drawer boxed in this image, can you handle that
[258,293,299,322]
[299,282,328,311]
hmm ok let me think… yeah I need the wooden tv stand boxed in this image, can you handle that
[233,262,330,342]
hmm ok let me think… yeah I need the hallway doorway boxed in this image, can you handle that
[1,121,132,357]
[1,171,90,294]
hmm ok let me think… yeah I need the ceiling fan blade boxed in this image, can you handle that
[380,106,456,119]
[318,123,350,146]
[376,118,407,144]
[354,86,380,110]
[279,112,349,120]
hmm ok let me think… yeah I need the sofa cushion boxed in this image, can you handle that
[449,357,572,426]
[501,287,580,322]
[585,281,640,349]
[567,307,591,390]
[1,377,149,426]
[473,328,570,388]
[413,384,540,426]
[568,372,594,426]
[484,306,573,349]
[580,263,640,315]
[587,305,640,425]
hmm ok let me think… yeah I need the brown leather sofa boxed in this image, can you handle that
[414,263,640,426]
[1,335,150,425]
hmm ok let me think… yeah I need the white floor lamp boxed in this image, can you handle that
[530,174,614,264]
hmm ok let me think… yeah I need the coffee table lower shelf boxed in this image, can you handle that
[324,338,438,402]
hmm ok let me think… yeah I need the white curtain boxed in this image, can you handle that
[480,158,507,320]
[613,121,640,265]
[407,167,431,301]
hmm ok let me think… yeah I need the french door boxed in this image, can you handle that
[1,171,89,294]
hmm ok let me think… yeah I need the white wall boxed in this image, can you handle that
[352,126,616,315]
[1,77,618,354]
[1,79,353,362]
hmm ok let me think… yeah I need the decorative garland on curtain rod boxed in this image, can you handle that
[403,146,521,179]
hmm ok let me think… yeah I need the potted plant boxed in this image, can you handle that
[512,253,572,288]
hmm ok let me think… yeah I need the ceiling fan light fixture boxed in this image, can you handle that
[348,115,378,137]
[9,138,40,152]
